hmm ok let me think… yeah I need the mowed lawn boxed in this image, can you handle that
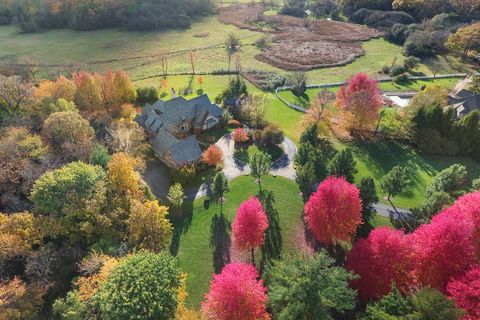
[348,140,480,208]
[173,175,304,308]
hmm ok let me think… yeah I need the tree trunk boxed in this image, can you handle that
[251,248,255,266]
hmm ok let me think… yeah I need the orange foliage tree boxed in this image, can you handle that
[202,145,224,167]
[35,76,76,102]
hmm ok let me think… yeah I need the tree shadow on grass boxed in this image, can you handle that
[169,200,194,256]
[259,190,282,275]
[210,213,231,274]
[347,139,438,179]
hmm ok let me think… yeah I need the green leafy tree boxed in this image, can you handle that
[300,124,320,145]
[327,148,357,183]
[380,166,411,214]
[357,177,379,238]
[90,144,111,169]
[425,164,467,197]
[94,251,181,320]
[362,287,464,320]
[167,183,184,213]
[249,152,272,194]
[30,161,106,216]
[212,172,229,214]
[267,251,357,320]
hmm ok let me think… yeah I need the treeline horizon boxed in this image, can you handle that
[0,0,215,33]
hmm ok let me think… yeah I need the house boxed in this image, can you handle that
[447,89,480,120]
[136,94,223,168]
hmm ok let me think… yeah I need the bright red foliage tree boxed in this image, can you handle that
[346,226,416,302]
[335,73,382,134]
[202,145,224,167]
[447,265,480,320]
[443,191,480,258]
[202,262,269,320]
[232,197,268,264]
[304,176,362,245]
[411,208,476,292]
[232,128,249,143]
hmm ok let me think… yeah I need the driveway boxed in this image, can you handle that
[141,160,172,200]
[216,134,297,181]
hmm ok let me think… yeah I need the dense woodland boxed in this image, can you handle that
[0,0,215,32]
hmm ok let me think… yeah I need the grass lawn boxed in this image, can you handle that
[172,175,303,308]
[134,74,260,100]
[233,143,284,162]
[371,214,393,228]
[347,139,480,208]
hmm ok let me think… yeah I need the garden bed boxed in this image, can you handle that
[233,143,284,163]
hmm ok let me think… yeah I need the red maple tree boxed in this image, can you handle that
[346,226,416,302]
[411,207,476,292]
[201,262,270,320]
[335,73,382,134]
[232,197,268,264]
[447,264,480,320]
[202,145,224,167]
[304,176,362,245]
[443,191,480,258]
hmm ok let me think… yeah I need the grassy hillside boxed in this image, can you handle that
[174,175,304,307]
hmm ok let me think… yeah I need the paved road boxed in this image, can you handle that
[373,202,411,217]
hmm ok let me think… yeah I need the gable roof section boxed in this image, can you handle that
[169,135,203,166]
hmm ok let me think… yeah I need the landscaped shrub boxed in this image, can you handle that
[172,164,196,186]
[232,128,249,143]
[392,72,410,84]
[385,23,409,44]
[351,9,415,28]
[261,125,284,146]
[381,65,391,75]
[136,86,159,105]
[390,64,407,76]
[228,119,241,128]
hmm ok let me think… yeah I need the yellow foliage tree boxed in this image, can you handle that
[446,22,480,58]
[107,152,144,196]
[76,255,120,302]
[127,200,172,252]
[35,76,76,102]
[0,277,44,320]
[176,273,204,320]
[0,212,41,261]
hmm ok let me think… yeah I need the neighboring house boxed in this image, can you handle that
[136,94,223,168]
[448,89,480,120]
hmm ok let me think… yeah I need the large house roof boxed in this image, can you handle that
[141,94,222,131]
[448,89,480,118]
[137,94,221,167]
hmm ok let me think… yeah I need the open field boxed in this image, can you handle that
[174,175,304,308]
